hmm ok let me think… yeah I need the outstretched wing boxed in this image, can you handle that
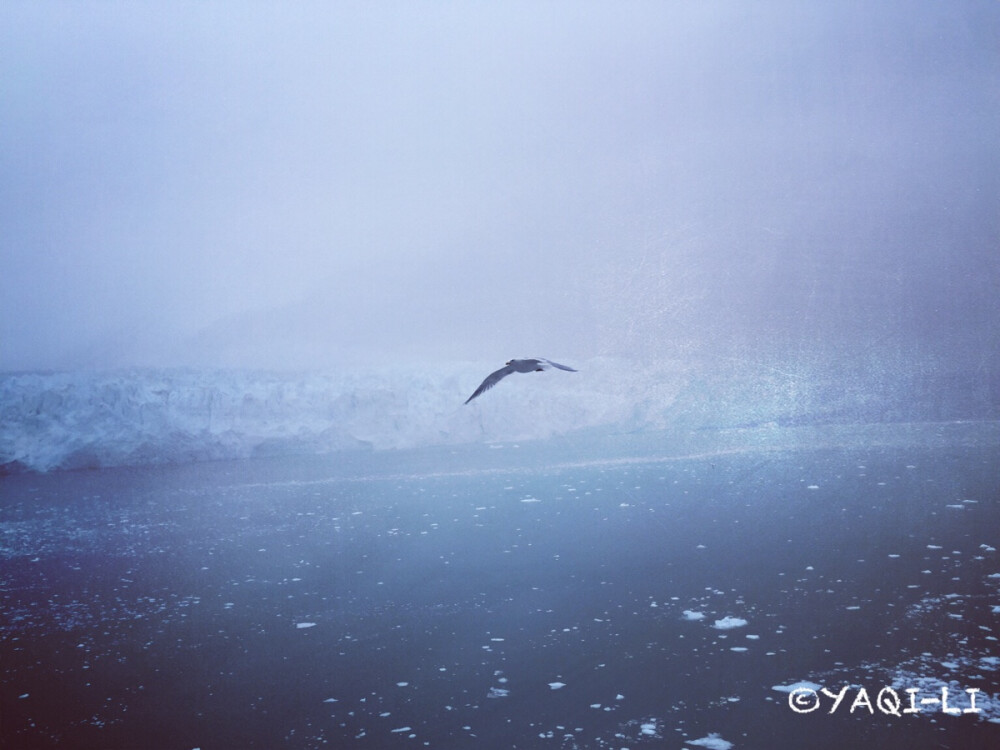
[539,358,578,372]
[465,364,516,404]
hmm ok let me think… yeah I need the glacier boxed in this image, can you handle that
[1,355,994,473]
[0,359,677,473]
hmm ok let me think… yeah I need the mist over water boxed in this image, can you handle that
[2,1,998,388]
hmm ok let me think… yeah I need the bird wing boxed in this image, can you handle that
[465,364,516,404]
[539,358,578,372]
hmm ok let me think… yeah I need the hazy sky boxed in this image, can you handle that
[2,1,998,371]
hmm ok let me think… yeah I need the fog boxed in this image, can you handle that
[2,1,998,379]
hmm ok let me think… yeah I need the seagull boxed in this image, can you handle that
[465,358,578,404]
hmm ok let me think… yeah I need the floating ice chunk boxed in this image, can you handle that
[712,616,747,630]
[640,721,657,736]
[682,610,705,621]
[390,726,412,733]
[521,497,541,503]
[295,622,316,629]
[396,681,409,687]
[323,698,338,703]
[806,485,819,490]
[687,733,734,750]
[487,687,509,698]
[772,681,823,693]
[730,647,748,652]
[548,682,566,690]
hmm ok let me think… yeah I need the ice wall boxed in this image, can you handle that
[0,360,686,473]
[2,354,994,473]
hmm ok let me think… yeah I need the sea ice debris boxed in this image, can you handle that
[712,616,747,630]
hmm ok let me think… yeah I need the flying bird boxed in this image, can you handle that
[465,358,578,404]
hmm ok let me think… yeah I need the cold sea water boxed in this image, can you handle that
[2,423,999,749]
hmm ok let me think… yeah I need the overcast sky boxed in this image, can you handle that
[2,1,997,372]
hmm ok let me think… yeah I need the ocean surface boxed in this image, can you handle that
[2,423,999,749]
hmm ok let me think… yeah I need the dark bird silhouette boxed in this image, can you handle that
[465,358,577,404]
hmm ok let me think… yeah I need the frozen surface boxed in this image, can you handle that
[1,423,998,748]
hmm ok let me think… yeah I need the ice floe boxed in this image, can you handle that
[686,733,734,750]
[712,616,748,630]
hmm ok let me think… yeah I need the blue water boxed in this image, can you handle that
[2,424,999,748]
